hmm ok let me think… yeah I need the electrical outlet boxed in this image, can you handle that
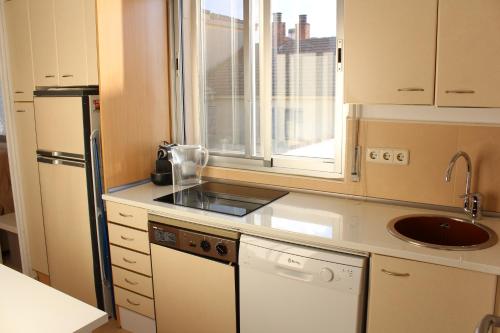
[394,149,410,165]
[380,149,394,164]
[366,148,381,162]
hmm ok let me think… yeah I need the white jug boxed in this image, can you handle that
[168,145,209,186]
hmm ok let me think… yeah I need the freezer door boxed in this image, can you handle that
[38,158,97,306]
[34,96,85,156]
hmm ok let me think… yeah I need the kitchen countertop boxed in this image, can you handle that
[0,264,108,333]
[103,182,500,275]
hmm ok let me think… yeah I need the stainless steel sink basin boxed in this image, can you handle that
[388,215,497,250]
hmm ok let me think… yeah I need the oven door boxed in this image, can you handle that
[151,244,237,333]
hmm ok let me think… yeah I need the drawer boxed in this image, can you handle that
[108,223,150,254]
[114,286,155,319]
[106,201,148,230]
[110,245,152,276]
[112,265,153,298]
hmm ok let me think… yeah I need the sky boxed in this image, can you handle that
[203,0,337,38]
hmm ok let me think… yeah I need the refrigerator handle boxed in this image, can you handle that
[37,156,85,168]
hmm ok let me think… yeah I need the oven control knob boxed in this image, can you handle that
[200,240,211,252]
[320,268,334,282]
[215,242,228,256]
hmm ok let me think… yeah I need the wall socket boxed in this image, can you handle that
[366,148,409,165]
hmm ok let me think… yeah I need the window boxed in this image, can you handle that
[173,0,347,178]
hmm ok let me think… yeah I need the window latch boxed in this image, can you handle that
[337,39,343,72]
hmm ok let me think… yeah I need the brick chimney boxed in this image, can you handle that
[272,12,286,45]
[296,14,310,40]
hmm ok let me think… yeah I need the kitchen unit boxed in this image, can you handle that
[34,88,112,314]
[103,182,500,333]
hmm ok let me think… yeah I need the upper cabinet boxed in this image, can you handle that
[28,0,98,87]
[4,0,35,101]
[344,0,438,105]
[436,0,500,107]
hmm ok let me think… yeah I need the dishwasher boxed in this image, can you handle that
[239,235,368,333]
[149,215,239,333]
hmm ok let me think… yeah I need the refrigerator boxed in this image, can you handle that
[34,87,113,315]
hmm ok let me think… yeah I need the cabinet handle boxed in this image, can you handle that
[126,298,140,306]
[118,212,133,218]
[16,110,26,113]
[381,269,410,277]
[122,257,136,264]
[445,89,475,94]
[397,88,424,92]
[120,235,134,241]
[14,91,24,94]
[44,75,55,78]
[124,278,138,285]
[61,74,74,78]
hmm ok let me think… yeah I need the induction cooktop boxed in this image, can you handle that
[154,182,289,217]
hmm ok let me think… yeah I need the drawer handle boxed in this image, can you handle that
[397,88,424,92]
[124,278,139,285]
[118,212,133,218]
[126,298,140,306]
[61,74,74,78]
[381,269,410,277]
[44,75,55,78]
[122,257,136,264]
[16,110,26,113]
[445,89,475,94]
[14,91,24,94]
[121,235,135,241]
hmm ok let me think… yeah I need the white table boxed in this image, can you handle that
[0,264,108,332]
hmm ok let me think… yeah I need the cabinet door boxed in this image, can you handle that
[54,0,88,86]
[367,255,496,333]
[436,0,500,107]
[29,0,59,87]
[84,0,98,85]
[12,103,49,274]
[38,160,97,306]
[344,0,438,105]
[5,0,34,101]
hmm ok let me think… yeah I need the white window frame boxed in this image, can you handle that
[172,0,349,179]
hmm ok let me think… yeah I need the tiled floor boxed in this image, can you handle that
[93,319,130,333]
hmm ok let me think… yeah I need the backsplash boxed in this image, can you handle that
[204,118,500,213]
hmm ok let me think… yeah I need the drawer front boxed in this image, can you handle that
[108,223,150,254]
[110,245,152,276]
[114,286,155,319]
[112,265,153,298]
[107,201,148,231]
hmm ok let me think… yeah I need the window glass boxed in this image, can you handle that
[271,0,337,159]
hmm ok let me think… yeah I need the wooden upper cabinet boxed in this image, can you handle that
[344,0,438,105]
[29,0,59,87]
[367,255,496,333]
[5,0,34,101]
[436,0,500,107]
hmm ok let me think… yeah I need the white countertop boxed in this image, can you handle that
[103,182,500,275]
[0,264,108,333]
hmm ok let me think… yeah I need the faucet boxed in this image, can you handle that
[444,151,482,222]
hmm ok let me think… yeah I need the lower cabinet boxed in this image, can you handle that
[367,254,496,333]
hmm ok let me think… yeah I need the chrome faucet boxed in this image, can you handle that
[444,151,482,222]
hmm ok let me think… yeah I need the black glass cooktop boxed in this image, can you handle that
[154,182,288,217]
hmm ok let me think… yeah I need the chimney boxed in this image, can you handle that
[288,28,296,40]
[296,14,310,40]
[272,12,286,45]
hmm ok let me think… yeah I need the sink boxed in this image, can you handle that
[387,215,497,250]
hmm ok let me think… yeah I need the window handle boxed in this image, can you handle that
[126,298,140,306]
[397,88,424,92]
[122,257,136,264]
[445,89,475,94]
[121,235,135,241]
[381,269,410,277]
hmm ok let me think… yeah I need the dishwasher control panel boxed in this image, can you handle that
[149,222,238,264]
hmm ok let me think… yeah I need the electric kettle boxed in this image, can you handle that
[168,145,209,186]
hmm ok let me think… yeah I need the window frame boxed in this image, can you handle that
[171,0,349,179]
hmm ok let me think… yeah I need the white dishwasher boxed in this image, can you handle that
[239,235,368,333]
